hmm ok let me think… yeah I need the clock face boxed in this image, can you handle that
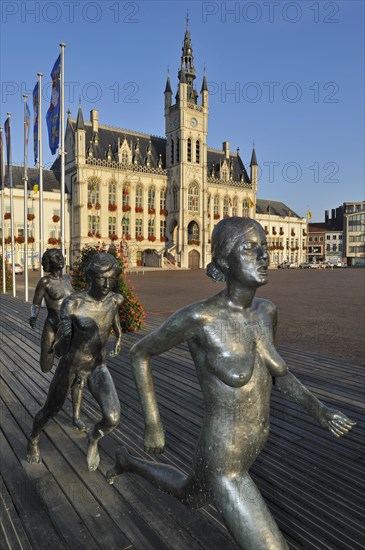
[191,118,198,127]
[173,117,178,128]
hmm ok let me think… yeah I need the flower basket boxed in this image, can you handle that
[52,215,60,223]
[4,213,11,220]
[5,236,11,244]
[303,231,307,236]
[48,237,58,245]
[27,214,35,221]
[28,236,35,243]
[265,229,269,235]
[95,232,101,239]
[213,214,220,220]
[16,236,25,244]
[207,213,211,218]
[272,230,277,235]
[88,231,94,237]
[160,236,167,242]
[160,209,168,216]
[279,230,284,236]
[122,205,131,212]
[95,202,101,210]
[291,230,295,237]
[108,203,117,211]
[87,202,93,209]
[223,214,229,219]
[136,235,144,242]
[148,235,156,242]
[188,239,200,246]
[135,206,143,213]
[124,233,131,240]
[109,233,118,241]
[148,208,156,215]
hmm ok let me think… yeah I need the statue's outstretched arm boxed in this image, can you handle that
[110,295,124,357]
[274,372,356,438]
[130,306,199,453]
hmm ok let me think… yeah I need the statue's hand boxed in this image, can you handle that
[111,340,122,357]
[59,319,72,338]
[29,316,37,329]
[144,422,165,454]
[319,407,356,438]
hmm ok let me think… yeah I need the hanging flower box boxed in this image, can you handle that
[122,205,131,212]
[303,230,307,236]
[87,202,93,209]
[278,245,284,250]
[52,215,60,223]
[88,230,94,237]
[207,213,211,218]
[16,236,25,244]
[135,206,143,213]
[213,213,220,220]
[28,236,35,243]
[5,236,11,244]
[160,208,168,216]
[95,232,101,239]
[108,203,117,211]
[160,236,167,242]
[148,208,156,215]
[48,237,58,245]
[27,214,35,221]
[291,229,295,237]
[109,233,118,241]
[272,229,277,235]
[4,213,11,220]
[136,235,144,242]
[95,202,101,210]
[148,235,156,242]
[279,229,284,236]
[188,239,200,246]
[124,233,131,240]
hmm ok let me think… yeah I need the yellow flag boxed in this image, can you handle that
[33,184,39,194]
[307,210,312,219]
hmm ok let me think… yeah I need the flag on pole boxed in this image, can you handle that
[4,115,12,188]
[0,127,4,190]
[25,102,31,145]
[46,54,61,154]
[33,82,39,165]
[307,210,312,219]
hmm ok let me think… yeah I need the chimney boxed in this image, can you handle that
[325,210,329,224]
[90,109,99,133]
[331,208,335,220]
[223,141,230,159]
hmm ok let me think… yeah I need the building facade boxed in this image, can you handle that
[343,201,365,266]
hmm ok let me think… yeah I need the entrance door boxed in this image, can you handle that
[188,250,200,269]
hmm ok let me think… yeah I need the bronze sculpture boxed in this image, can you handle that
[107,218,355,549]
[29,249,87,430]
[28,252,124,471]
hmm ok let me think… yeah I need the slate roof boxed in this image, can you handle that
[4,165,61,193]
[207,148,250,182]
[256,199,302,218]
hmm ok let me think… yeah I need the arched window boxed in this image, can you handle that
[171,139,174,165]
[122,217,130,236]
[173,188,178,211]
[160,189,166,211]
[187,138,192,162]
[188,221,200,243]
[223,196,230,218]
[135,186,143,208]
[122,184,130,207]
[188,184,199,212]
[232,197,238,217]
[148,187,156,212]
[196,140,200,164]
[242,199,249,217]
[148,218,155,237]
[87,177,100,205]
[213,195,220,217]
[121,150,128,164]
[108,181,116,205]
[176,137,180,163]
[88,215,100,235]
[135,218,143,238]
[108,216,117,237]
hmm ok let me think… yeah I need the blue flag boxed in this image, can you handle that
[46,54,61,155]
[33,82,39,165]
[0,128,3,191]
[4,116,12,188]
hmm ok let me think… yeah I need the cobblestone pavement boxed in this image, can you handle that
[11,267,365,366]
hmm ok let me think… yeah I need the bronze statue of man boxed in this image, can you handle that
[28,252,124,471]
[29,249,86,430]
[107,218,355,550]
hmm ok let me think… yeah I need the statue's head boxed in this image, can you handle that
[206,217,269,287]
[42,249,64,272]
[84,253,122,293]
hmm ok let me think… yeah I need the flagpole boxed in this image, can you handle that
[0,126,5,293]
[60,43,66,267]
[23,95,29,301]
[6,113,16,297]
[38,72,44,276]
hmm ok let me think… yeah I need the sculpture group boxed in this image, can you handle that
[27,218,355,549]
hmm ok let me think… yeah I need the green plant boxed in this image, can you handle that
[71,242,146,332]
[0,255,12,291]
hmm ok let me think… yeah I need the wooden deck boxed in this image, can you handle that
[0,293,364,550]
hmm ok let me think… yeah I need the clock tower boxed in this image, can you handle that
[164,18,209,268]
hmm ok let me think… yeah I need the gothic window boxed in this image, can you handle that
[173,188,178,211]
[121,150,128,164]
[171,139,174,165]
[196,140,200,164]
[187,138,192,162]
[160,189,166,211]
[176,137,180,163]
[136,186,143,208]
[108,216,116,236]
[148,218,155,237]
[135,218,143,238]
[122,184,130,207]
[122,218,130,236]
[188,221,200,242]
[213,195,219,216]
[242,199,249,217]
[223,196,230,217]
[232,197,238,217]
[87,177,100,204]
[108,181,116,205]
[160,220,166,238]
[88,215,100,235]
[188,184,199,212]
[148,187,156,211]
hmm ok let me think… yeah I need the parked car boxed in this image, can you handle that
[299,262,311,269]
[335,261,348,268]
[10,263,24,275]
[277,262,296,269]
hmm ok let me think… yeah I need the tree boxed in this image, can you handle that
[0,255,12,292]
[71,242,146,332]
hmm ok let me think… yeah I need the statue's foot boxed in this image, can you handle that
[106,447,131,484]
[73,418,89,432]
[27,438,42,465]
[86,434,100,472]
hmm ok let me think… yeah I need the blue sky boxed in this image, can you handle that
[1,0,364,221]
